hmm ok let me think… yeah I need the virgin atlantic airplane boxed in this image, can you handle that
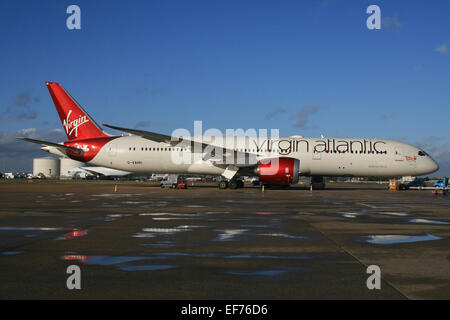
[18,82,439,189]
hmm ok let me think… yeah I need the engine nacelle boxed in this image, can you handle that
[255,157,300,185]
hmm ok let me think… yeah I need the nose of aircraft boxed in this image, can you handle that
[425,158,439,174]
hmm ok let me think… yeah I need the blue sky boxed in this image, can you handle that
[0,0,449,176]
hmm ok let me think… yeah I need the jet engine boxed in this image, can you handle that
[255,157,300,185]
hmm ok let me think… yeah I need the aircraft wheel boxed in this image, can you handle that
[229,180,238,189]
[218,181,228,189]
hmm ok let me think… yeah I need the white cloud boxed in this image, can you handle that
[382,16,403,33]
[435,43,448,55]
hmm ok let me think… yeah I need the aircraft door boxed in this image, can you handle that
[107,143,117,157]
[395,147,403,161]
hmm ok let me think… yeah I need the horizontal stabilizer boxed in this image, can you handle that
[16,137,84,155]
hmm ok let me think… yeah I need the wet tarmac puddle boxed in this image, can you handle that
[61,252,320,275]
[214,229,248,241]
[131,225,203,238]
[2,251,23,255]
[408,218,450,225]
[225,269,287,276]
[105,214,133,222]
[255,232,307,240]
[93,193,141,198]
[56,229,88,240]
[0,227,64,231]
[362,234,443,245]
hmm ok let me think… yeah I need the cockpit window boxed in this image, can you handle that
[418,150,428,156]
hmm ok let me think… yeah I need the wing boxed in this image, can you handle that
[103,124,173,144]
[103,124,258,167]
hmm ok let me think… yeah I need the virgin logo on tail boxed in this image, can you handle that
[63,110,89,138]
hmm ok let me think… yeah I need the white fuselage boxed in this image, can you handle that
[80,136,438,177]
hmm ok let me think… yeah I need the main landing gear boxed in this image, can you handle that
[218,179,244,189]
[310,176,325,190]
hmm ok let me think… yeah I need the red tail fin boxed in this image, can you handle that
[45,82,108,141]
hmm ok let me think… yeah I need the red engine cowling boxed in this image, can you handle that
[256,157,300,185]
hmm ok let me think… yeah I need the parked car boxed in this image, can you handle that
[160,175,187,189]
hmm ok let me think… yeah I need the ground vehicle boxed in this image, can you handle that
[401,178,427,190]
[32,173,47,179]
[4,173,15,179]
[431,177,448,195]
[406,179,426,188]
[434,177,448,189]
[160,175,187,189]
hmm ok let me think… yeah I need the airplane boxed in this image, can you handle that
[17,82,439,189]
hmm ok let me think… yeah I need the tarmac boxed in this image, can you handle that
[0,180,449,299]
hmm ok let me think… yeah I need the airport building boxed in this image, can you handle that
[32,157,88,179]
[33,157,60,179]
[60,158,85,179]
